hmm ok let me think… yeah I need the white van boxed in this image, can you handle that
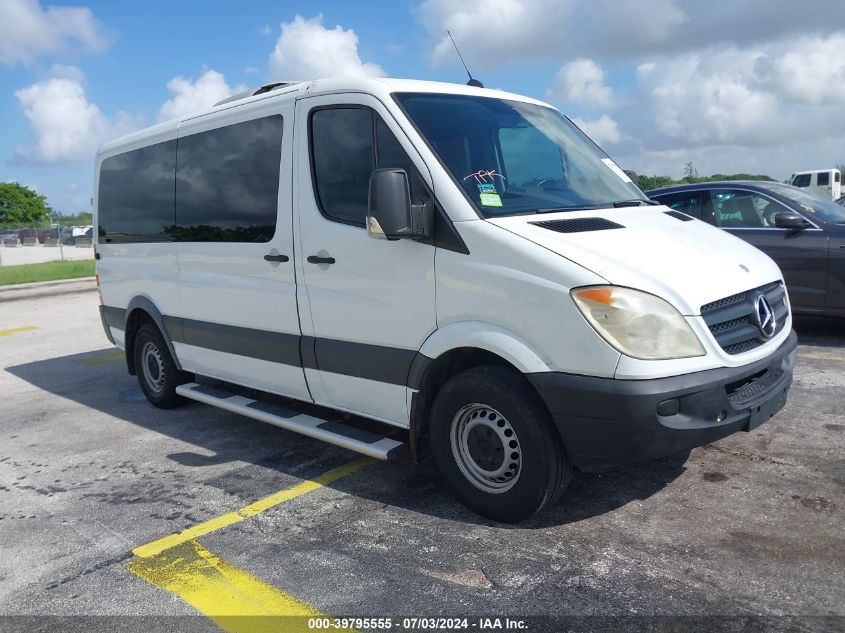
[95,78,796,522]
[790,169,841,199]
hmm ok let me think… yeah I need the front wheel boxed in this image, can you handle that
[428,365,571,522]
[133,322,187,409]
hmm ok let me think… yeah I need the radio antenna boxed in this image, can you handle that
[447,30,484,88]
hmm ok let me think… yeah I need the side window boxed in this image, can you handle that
[792,174,811,187]
[836,171,841,183]
[710,190,788,228]
[311,108,374,226]
[175,115,283,242]
[98,140,176,243]
[654,191,701,219]
[311,107,425,226]
[818,171,830,186]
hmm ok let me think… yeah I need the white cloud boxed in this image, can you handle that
[15,67,137,163]
[549,59,613,107]
[0,0,108,67]
[268,14,385,79]
[770,35,845,104]
[572,114,620,145]
[605,34,845,180]
[634,35,845,149]
[417,0,845,67]
[158,70,247,121]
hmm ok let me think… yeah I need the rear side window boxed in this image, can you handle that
[836,171,841,183]
[310,107,426,226]
[653,191,701,219]
[818,171,830,186]
[97,140,176,243]
[792,174,811,187]
[175,115,283,242]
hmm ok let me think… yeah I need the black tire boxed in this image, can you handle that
[428,365,572,523]
[133,322,187,409]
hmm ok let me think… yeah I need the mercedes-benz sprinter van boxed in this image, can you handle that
[95,78,796,522]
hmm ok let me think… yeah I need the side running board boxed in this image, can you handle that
[175,382,408,461]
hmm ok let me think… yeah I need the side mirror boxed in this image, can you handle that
[623,170,639,185]
[774,211,809,229]
[366,168,430,240]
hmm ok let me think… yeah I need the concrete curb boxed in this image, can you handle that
[0,276,97,303]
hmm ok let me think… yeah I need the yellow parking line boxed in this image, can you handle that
[798,353,845,363]
[80,349,124,366]
[128,460,370,631]
[0,326,38,337]
[128,540,350,633]
[133,458,372,558]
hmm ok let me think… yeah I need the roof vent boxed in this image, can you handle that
[664,210,694,222]
[213,81,303,107]
[530,217,624,233]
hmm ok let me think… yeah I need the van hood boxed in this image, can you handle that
[488,207,784,315]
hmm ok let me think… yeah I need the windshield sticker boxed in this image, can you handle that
[601,158,633,183]
[479,192,503,207]
[464,169,507,184]
[477,182,496,194]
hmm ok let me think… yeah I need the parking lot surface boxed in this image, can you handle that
[0,290,843,631]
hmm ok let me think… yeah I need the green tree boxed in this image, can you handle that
[0,182,52,225]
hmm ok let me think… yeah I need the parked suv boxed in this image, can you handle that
[648,181,845,317]
[95,78,796,521]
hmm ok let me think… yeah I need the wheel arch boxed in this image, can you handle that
[123,296,182,375]
[408,322,554,459]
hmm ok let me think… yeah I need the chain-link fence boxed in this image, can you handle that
[0,219,95,267]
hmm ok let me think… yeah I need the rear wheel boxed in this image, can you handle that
[133,322,187,409]
[428,365,571,522]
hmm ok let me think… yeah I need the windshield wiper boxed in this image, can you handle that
[613,199,659,207]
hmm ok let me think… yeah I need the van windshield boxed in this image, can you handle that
[395,93,646,217]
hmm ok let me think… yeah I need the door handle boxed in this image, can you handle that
[263,253,289,262]
[307,255,336,265]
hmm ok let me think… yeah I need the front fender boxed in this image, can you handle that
[416,321,553,375]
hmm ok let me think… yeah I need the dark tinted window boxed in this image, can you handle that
[175,115,283,242]
[311,108,374,225]
[818,171,830,186]
[710,190,789,228]
[97,140,176,243]
[792,173,811,187]
[311,108,425,226]
[836,171,841,183]
[654,191,701,219]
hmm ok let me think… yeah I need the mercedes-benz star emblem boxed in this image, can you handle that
[754,295,776,339]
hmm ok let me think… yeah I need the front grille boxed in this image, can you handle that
[701,282,788,355]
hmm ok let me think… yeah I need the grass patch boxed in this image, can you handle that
[0,260,95,286]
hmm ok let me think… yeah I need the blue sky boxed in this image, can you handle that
[3,0,845,214]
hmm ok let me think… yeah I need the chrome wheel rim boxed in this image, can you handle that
[141,341,165,394]
[450,403,521,494]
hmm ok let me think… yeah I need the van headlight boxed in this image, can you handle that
[571,286,705,360]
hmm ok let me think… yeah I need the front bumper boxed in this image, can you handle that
[528,331,797,472]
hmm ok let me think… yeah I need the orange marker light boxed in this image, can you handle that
[575,287,613,305]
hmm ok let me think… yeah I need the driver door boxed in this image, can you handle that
[293,93,436,427]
